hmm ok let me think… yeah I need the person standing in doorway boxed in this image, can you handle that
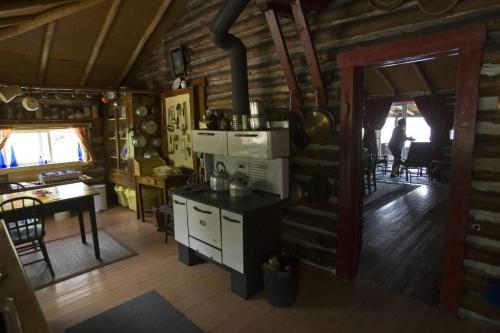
[389,118,415,177]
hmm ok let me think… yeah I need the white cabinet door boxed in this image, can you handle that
[221,210,244,273]
[227,130,289,159]
[192,130,228,155]
[172,195,189,246]
[187,200,221,248]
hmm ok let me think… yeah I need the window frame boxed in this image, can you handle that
[0,126,92,174]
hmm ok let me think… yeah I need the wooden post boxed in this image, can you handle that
[264,8,302,107]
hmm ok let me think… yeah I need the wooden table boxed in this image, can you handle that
[0,182,101,259]
[135,174,189,222]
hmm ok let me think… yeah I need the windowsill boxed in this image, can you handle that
[0,161,92,176]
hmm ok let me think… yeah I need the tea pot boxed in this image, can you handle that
[210,161,230,192]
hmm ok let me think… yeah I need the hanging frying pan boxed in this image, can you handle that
[21,87,40,112]
[369,0,405,10]
[418,0,459,15]
[287,92,309,149]
[304,91,335,144]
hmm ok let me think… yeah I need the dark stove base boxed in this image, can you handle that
[177,243,263,299]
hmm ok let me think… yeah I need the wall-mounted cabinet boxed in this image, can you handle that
[192,129,289,159]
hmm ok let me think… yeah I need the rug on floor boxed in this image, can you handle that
[65,290,203,333]
[363,181,419,214]
[22,229,137,290]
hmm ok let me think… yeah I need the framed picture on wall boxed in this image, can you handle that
[170,46,186,78]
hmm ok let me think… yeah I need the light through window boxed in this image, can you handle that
[2,129,84,167]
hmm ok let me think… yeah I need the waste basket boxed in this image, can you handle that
[92,184,107,212]
[262,255,299,307]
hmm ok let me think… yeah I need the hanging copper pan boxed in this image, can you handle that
[369,0,405,10]
[304,91,335,144]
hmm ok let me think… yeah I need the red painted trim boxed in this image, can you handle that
[337,66,363,278]
[439,45,483,315]
[335,24,486,315]
[265,8,303,106]
[338,24,486,68]
[291,0,328,107]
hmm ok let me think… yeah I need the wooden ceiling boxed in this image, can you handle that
[0,0,186,89]
[363,55,458,97]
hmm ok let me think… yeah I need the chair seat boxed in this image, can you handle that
[8,223,44,244]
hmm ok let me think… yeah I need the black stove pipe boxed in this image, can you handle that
[209,0,250,115]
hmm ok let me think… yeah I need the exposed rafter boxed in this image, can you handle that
[115,0,172,87]
[0,15,35,28]
[374,67,397,94]
[0,0,106,42]
[0,0,76,19]
[38,21,56,84]
[412,62,434,92]
[80,0,121,86]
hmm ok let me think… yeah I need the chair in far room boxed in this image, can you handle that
[0,196,54,277]
[400,142,433,182]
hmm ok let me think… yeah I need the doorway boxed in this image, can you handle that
[335,25,486,315]
[358,55,458,306]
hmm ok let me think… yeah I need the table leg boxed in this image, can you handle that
[88,197,101,260]
[78,210,87,244]
[135,181,140,220]
[138,183,145,222]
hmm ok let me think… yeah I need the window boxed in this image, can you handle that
[2,128,84,168]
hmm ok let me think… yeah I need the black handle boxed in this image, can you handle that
[223,215,241,223]
[234,134,258,137]
[173,200,185,205]
[197,132,215,136]
[193,206,212,214]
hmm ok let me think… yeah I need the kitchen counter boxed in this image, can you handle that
[171,185,286,215]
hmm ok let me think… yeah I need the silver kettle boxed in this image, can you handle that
[210,161,230,192]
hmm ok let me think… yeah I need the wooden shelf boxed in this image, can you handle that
[108,137,127,140]
[0,119,92,126]
[107,118,126,121]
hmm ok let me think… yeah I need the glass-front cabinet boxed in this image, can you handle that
[105,89,161,188]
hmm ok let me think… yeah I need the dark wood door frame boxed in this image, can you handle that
[335,24,486,316]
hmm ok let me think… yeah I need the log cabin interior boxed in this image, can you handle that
[0,0,500,332]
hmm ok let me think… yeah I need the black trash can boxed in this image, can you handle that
[262,256,299,308]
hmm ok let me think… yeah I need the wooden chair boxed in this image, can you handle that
[0,181,25,194]
[363,153,377,195]
[0,196,54,277]
[400,142,433,183]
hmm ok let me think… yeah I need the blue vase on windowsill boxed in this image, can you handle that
[0,151,6,168]
[9,146,17,168]
[77,143,83,162]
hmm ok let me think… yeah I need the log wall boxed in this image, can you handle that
[127,0,500,327]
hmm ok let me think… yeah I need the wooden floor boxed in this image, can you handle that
[360,183,448,306]
[36,206,495,333]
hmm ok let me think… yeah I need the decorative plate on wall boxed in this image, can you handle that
[368,0,405,10]
[418,0,459,15]
[141,120,158,135]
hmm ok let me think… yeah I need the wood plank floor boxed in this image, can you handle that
[36,206,495,333]
[360,183,448,306]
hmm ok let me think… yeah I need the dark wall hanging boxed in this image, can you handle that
[170,46,186,78]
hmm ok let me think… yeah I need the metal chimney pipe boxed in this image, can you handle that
[209,0,250,115]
